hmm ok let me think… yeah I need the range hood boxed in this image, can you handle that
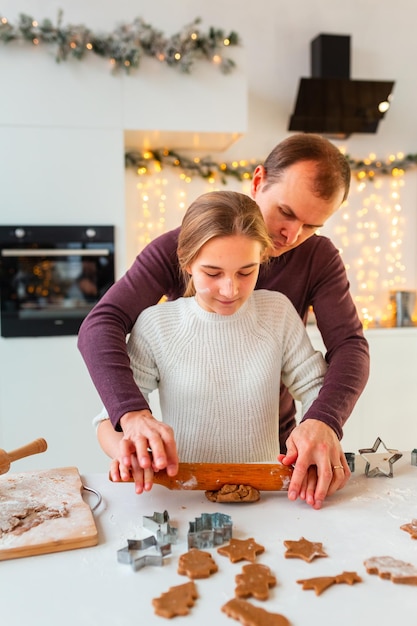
[288,34,395,139]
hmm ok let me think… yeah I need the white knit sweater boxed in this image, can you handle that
[121,290,326,463]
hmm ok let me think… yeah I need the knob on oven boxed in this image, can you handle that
[14,228,26,239]
[86,228,96,238]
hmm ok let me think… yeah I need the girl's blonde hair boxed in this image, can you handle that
[177,191,273,297]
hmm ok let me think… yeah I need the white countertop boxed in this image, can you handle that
[2,455,417,626]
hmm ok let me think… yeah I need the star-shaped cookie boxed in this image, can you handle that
[217,537,265,563]
[283,537,327,562]
[400,519,417,539]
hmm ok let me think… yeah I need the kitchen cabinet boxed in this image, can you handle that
[306,326,417,453]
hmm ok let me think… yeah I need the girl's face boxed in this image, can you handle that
[186,234,263,315]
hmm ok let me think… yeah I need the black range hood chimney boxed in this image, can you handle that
[288,34,395,139]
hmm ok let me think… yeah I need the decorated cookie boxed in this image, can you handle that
[178,548,218,579]
[222,597,290,626]
[364,556,417,585]
[218,537,265,563]
[205,484,260,503]
[283,537,327,562]
[152,581,198,618]
[400,519,417,539]
[235,563,277,600]
[297,571,362,596]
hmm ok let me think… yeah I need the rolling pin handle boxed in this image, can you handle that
[8,438,48,463]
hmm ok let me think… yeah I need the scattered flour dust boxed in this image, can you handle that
[0,467,86,550]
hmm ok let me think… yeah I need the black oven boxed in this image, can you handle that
[0,225,115,338]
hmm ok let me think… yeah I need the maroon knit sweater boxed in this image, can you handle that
[77,229,369,452]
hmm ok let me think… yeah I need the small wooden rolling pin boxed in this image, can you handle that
[0,438,48,475]
[114,462,293,491]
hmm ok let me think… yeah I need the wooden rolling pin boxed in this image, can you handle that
[113,462,293,491]
[0,438,48,475]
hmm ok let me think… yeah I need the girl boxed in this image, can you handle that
[95,191,327,493]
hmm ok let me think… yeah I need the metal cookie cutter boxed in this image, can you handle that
[143,510,178,544]
[359,437,403,478]
[117,535,172,572]
[188,512,233,549]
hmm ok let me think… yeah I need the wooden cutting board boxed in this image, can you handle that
[0,466,98,561]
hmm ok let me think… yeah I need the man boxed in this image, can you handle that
[78,133,369,509]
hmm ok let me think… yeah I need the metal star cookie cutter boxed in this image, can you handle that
[117,535,172,571]
[188,512,233,549]
[143,510,178,544]
[358,437,403,477]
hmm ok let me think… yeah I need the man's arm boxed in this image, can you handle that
[77,229,182,429]
[277,237,369,507]
[301,237,370,435]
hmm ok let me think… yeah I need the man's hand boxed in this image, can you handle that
[278,419,350,510]
[119,410,179,479]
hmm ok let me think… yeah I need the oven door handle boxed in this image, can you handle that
[1,248,110,257]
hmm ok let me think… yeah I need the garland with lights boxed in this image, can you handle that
[125,149,256,185]
[125,149,417,184]
[0,11,240,74]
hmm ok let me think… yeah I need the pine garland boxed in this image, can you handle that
[125,149,255,185]
[0,11,240,74]
[125,149,417,184]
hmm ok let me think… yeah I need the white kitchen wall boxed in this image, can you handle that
[1,0,417,473]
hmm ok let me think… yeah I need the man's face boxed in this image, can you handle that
[251,160,344,257]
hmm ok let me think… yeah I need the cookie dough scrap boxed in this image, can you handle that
[152,581,198,618]
[297,571,362,596]
[235,563,277,600]
[205,484,261,503]
[218,538,265,563]
[0,499,68,537]
[364,556,417,585]
[283,537,327,562]
[178,548,218,579]
[222,598,290,626]
[400,519,417,539]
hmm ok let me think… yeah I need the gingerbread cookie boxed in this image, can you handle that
[152,581,198,618]
[222,598,290,626]
[297,571,362,596]
[218,537,265,563]
[364,556,417,585]
[283,537,327,562]
[178,548,218,579]
[400,519,417,539]
[235,563,277,600]
[205,484,260,503]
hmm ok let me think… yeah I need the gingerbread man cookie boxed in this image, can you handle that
[235,563,277,600]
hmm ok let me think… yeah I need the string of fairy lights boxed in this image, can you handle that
[0,12,240,74]
[328,171,408,327]
[129,152,416,328]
